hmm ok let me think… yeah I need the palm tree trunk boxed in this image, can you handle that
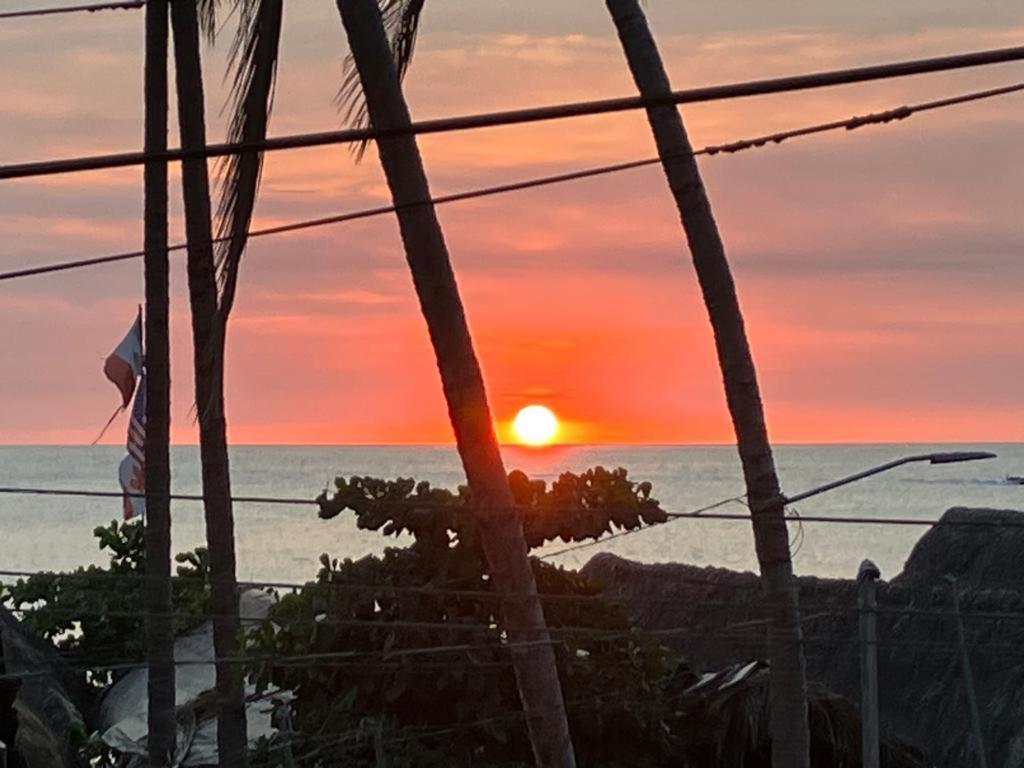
[605,1,810,765]
[142,1,174,765]
[168,2,248,766]
[335,2,576,766]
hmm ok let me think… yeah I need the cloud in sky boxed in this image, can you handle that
[1,3,1022,443]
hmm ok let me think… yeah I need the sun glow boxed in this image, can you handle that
[512,405,559,446]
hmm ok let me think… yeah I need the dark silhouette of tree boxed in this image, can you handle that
[333,1,577,765]
[168,1,250,763]
[3,489,924,767]
[605,1,810,765]
[142,0,174,764]
[240,468,923,768]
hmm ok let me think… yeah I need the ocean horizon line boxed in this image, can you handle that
[2,440,1021,449]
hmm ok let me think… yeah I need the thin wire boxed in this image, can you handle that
[3,80,1023,282]
[0,484,745,577]
[7,624,774,687]
[7,604,645,639]
[8,591,839,627]
[9,638,692,688]
[0,638,561,683]
[538,495,747,560]
[0,566,675,601]
[31,602,1020,647]
[280,657,777,756]
[0,1,143,19]
[0,485,317,505]
[4,617,1023,685]
[1,483,1022,530]
[6,564,1024,622]
[0,562,775,607]
[788,506,806,558]
[126,633,998,761]
[117,643,1024,768]
[2,46,1023,181]
[252,675,693,758]
[665,510,1024,528]
[5,604,1008,768]
[5,583,1024,689]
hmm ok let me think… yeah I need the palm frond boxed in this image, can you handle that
[214,0,283,329]
[195,0,220,43]
[337,0,425,158]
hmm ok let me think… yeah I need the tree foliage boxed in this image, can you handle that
[246,466,922,767]
[0,469,924,767]
[248,466,681,767]
[0,520,211,688]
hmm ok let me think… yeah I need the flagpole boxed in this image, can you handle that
[142,0,175,764]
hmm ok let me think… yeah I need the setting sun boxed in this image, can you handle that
[512,405,559,446]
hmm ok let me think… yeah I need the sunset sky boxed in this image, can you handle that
[1,1,1022,444]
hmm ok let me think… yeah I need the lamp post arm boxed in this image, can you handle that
[783,451,996,506]
[783,456,927,505]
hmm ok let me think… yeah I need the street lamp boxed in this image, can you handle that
[783,451,997,505]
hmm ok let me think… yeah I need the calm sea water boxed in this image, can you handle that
[1,444,1021,583]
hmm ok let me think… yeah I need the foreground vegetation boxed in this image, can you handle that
[2,467,923,767]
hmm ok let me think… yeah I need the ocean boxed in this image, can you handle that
[1,444,1021,584]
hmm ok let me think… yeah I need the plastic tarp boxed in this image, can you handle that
[97,589,285,766]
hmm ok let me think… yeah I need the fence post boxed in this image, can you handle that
[946,575,989,768]
[858,559,881,768]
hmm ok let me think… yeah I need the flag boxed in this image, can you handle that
[104,310,143,408]
[119,374,146,520]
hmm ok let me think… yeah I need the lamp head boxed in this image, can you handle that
[928,451,997,464]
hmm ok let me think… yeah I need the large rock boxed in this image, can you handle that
[582,506,1024,768]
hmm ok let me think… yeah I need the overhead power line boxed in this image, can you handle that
[0,485,317,506]
[0,638,562,683]
[1,45,1023,181]
[0,1,143,19]
[9,560,1022,622]
[4,611,1024,685]
[538,495,748,560]
[3,80,1021,283]
[663,511,1024,528]
[1,483,1022,529]
[0,564,772,605]
[12,598,1024,636]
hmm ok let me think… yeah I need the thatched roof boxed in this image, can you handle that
[583,506,1024,768]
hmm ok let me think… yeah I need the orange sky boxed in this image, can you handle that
[1,2,1023,444]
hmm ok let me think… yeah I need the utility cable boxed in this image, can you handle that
[663,510,1024,528]
[3,79,1021,283]
[2,46,1023,181]
[0,484,317,505]
[538,495,748,560]
[2,484,1023,529]
[5,567,1024,620]
[0,637,562,683]
[0,564,767,604]
[4,617,1023,685]
[0,1,142,20]
[0,565,811,610]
